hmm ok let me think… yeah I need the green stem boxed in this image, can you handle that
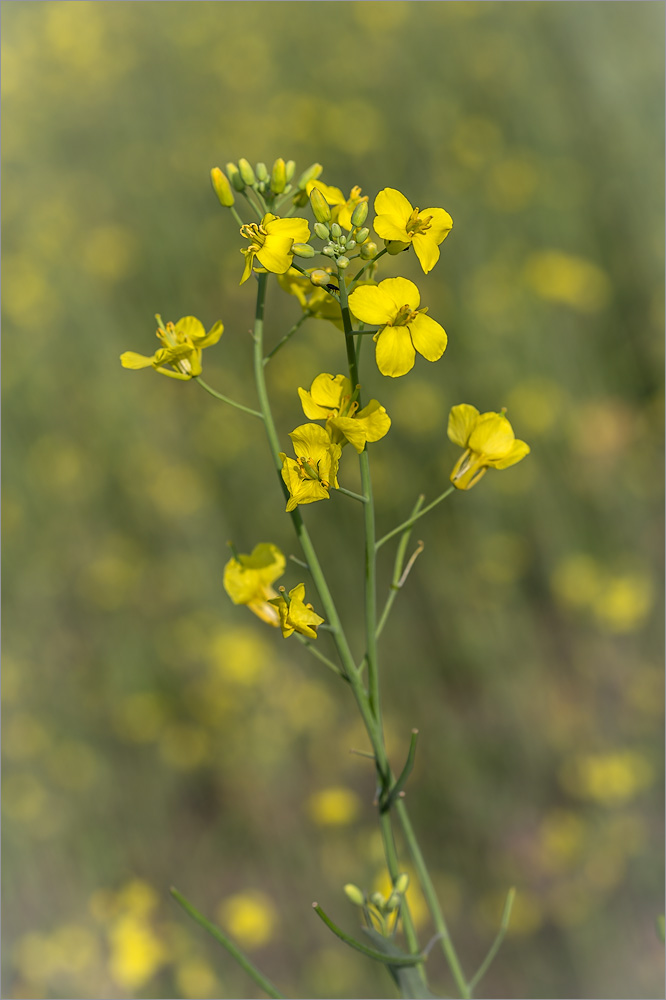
[229,205,246,229]
[170,888,284,1000]
[468,888,515,994]
[376,487,455,550]
[395,800,470,999]
[351,247,388,285]
[376,495,424,640]
[336,485,369,504]
[264,312,310,364]
[195,377,264,419]
[295,633,346,679]
[313,904,424,966]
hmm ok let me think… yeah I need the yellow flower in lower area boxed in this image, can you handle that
[348,277,447,378]
[298,373,391,453]
[307,180,369,230]
[239,213,310,284]
[270,583,324,639]
[120,316,223,380]
[218,891,277,950]
[223,543,286,627]
[373,187,452,273]
[279,423,341,512]
[448,404,530,490]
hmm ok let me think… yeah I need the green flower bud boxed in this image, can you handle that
[345,239,357,251]
[385,893,401,912]
[369,892,385,909]
[292,243,316,258]
[310,188,331,224]
[270,158,287,194]
[323,246,335,257]
[360,241,378,259]
[310,269,332,286]
[226,162,245,192]
[285,160,296,182]
[297,162,323,190]
[337,256,350,269]
[351,201,369,227]
[385,239,410,255]
[343,884,366,907]
[354,227,370,244]
[330,222,342,239]
[210,167,235,207]
[255,161,268,181]
[394,873,410,894]
[314,222,330,241]
[238,158,256,186]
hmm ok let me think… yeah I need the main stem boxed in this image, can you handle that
[252,273,426,985]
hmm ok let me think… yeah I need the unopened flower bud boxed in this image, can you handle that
[314,222,330,241]
[322,246,335,257]
[337,256,350,269]
[351,201,369,227]
[330,222,342,239]
[385,893,401,912]
[297,162,323,190]
[360,241,378,259]
[292,243,316,258]
[255,161,268,181]
[354,227,370,244]
[343,884,366,907]
[345,239,357,251]
[310,269,332,286]
[310,188,331,224]
[210,167,235,207]
[270,158,287,193]
[226,162,245,192]
[369,892,385,909]
[385,239,410,256]
[394,873,410,894]
[238,158,256,186]
[285,160,296,182]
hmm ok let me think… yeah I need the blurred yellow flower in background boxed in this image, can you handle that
[223,543,286,627]
[524,250,610,312]
[120,316,223,380]
[448,404,530,490]
[217,891,277,950]
[308,786,361,826]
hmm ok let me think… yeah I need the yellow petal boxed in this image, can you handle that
[374,216,411,242]
[289,583,306,604]
[447,404,480,447]
[329,416,366,453]
[468,413,515,459]
[421,207,453,242]
[289,423,335,463]
[277,268,310,308]
[310,373,348,410]
[198,320,224,348]
[307,180,345,206]
[175,316,206,341]
[408,313,448,362]
[264,216,311,242]
[412,233,440,274]
[374,326,415,378]
[298,387,330,420]
[256,235,296,274]
[378,276,420,313]
[354,399,391,443]
[347,285,396,326]
[490,439,530,469]
[374,187,413,224]
[120,351,156,369]
[241,543,286,586]
[240,250,254,285]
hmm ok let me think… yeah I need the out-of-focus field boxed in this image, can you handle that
[2,3,664,998]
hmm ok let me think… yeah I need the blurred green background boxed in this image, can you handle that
[2,2,664,998]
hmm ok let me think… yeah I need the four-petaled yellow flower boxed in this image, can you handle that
[240,214,310,285]
[373,187,452,273]
[269,584,324,639]
[279,424,341,513]
[348,277,447,378]
[448,404,530,490]
[120,316,223,380]
[223,543,286,627]
[307,181,368,230]
[298,374,390,453]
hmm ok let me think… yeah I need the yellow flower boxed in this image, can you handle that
[448,404,530,490]
[373,187,452,273]
[348,277,447,378]
[279,424,341,512]
[223,543,286,627]
[298,373,390,453]
[277,267,343,327]
[269,583,324,639]
[239,213,310,284]
[120,316,223,380]
[307,180,369,230]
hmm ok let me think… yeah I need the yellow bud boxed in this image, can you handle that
[210,167,235,207]
[354,227,370,244]
[343,884,365,907]
[285,160,296,182]
[369,892,385,909]
[226,162,245,192]
[310,188,331,224]
[292,243,315,258]
[238,158,256,186]
[394,873,410,894]
[360,241,378,259]
[310,269,332,287]
[385,239,410,255]
[385,893,400,912]
[351,201,369,227]
[271,158,287,193]
[298,162,323,190]
[255,161,268,181]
